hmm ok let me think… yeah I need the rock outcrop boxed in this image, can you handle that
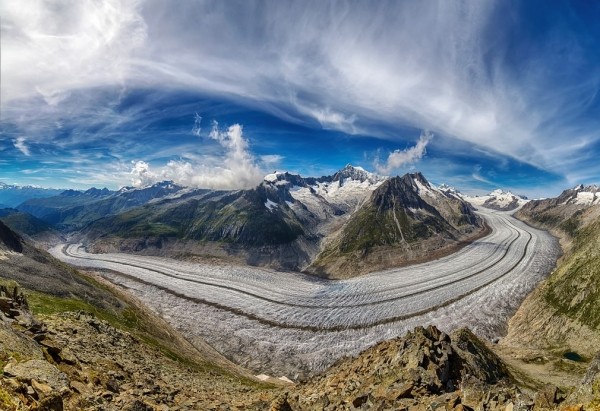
[284,325,531,410]
[1,300,279,410]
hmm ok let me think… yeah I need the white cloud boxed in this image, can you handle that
[130,160,157,187]
[13,136,31,156]
[260,154,284,169]
[191,113,202,137]
[3,1,600,183]
[1,0,146,107]
[130,122,265,189]
[375,131,432,175]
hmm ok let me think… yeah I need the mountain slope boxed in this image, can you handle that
[81,166,386,271]
[0,208,62,244]
[503,185,600,361]
[308,172,486,278]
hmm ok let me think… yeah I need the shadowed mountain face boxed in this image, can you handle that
[0,208,59,241]
[0,220,23,253]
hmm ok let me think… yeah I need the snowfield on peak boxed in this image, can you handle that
[464,189,528,212]
[559,184,600,206]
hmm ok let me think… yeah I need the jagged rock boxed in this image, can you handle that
[270,392,293,411]
[32,378,54,396]
[290,325,516,410]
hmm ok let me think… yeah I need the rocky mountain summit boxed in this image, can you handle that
[308,172,485,277]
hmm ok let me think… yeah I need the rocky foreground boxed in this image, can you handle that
[0,285,278,410]
[2,284,600,411]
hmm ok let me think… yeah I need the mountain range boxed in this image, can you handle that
[51,166,485,277]
[1,166,537,278]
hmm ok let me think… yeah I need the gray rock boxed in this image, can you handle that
[3,359,69,391]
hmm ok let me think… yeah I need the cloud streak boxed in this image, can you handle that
[13,137,31,156]
[375,131,432,175]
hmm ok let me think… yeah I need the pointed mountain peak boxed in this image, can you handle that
[332,164,385,184]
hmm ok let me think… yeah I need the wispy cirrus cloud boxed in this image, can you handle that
[13,136,31,156]
[2,1,600,193]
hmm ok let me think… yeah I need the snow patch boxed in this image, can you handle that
[265,198,278,211]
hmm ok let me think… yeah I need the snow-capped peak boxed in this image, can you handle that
[463,189,528,211]
[559,184,600,206]
[264,172,283,183]
[332,164,386,185]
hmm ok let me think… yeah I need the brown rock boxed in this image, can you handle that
[32,379,54,396]
[387,383,414,401]
[534,384,558,409]
[70,380,89,394]
[40,339,63,358]
[270,393,293,411]
[2,359,69,390]
[37,392,64,410]
[559,405,583,411]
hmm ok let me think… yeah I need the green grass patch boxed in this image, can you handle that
[0,387,15,409]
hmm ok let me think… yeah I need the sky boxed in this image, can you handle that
[2,1,600,197]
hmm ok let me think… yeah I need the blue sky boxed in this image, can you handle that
[1,1,600,197]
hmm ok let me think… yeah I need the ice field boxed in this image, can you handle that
[51,208,560,379]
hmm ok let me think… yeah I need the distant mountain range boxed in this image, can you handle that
[462,189,528,211]
[69,165,484,277]
[0,167,554,277]
[0,182,64,208]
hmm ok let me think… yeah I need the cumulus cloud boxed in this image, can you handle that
[130,160,157,187]
[13,137,31,156]
[130,121,264,189]
[375,131,432,175]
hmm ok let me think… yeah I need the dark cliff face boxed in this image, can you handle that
[0,220,23,253]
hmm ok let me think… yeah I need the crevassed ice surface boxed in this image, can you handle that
[50,208,559,379]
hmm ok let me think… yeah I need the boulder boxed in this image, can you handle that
[3,359,69,391]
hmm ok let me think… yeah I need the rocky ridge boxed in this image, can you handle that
[2,280,600,410]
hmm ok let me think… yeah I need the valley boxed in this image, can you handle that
[51,206,559,379]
